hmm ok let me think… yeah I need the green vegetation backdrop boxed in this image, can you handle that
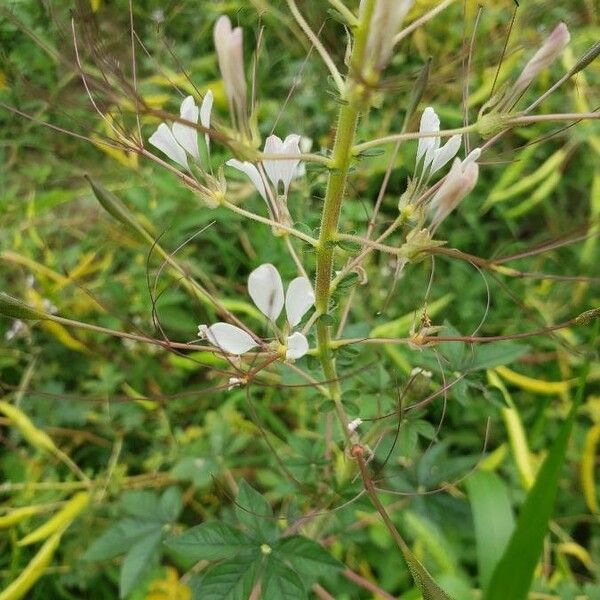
[0,1,599,599]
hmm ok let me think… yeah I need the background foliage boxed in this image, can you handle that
[0,0,599,598]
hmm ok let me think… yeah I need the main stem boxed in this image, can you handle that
[314,0,375,441]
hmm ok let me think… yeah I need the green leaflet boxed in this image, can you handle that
[164,522,257,562]
[119,529,162,599]
[466,471,515,591]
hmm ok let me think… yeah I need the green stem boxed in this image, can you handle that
[313,0,376,443]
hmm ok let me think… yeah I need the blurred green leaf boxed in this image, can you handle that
[119,529,162,598]
[484,371,587,600]
[466,471,515,591]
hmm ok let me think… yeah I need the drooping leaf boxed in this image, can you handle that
[466,342,529,371]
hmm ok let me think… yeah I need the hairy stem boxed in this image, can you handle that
[312,0,376,442]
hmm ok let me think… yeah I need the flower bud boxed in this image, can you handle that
[428,149,481,228]
[214,16,247,119]
[514,22,570,94]
[362,0,414,71]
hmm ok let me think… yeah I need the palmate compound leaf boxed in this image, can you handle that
[163,522,258,563]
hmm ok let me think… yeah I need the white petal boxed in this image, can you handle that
[248,263,284,321]
[199,323,257,354]
[200,90,214,150]
[348,418,363,432]
[262,134,284,191]
[149,123,189,170]
[463,147,481,167]
[200,91,213,129]
[262,134,302,195]
[226,159,268,201]
[279,134,302,193]
[286,332,309,360]
[172,96,199,160]
[430,134,462,175]
[285,276,315,328]
[416,107,440,164]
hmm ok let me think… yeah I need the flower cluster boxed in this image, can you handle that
[399,106,481,230]
[198,263,314,360]
[149,93,213,172]
[147,15,304,225]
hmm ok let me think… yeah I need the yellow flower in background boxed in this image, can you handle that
[146,568,191,600]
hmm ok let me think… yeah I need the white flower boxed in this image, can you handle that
[416,107,462,177]
[149,94,213,170]
[262,134,302,196]
[199,322,258,355]
[214,16,247,115]
[286,332,310,360]
[149,123,189,170]
[410,367,432,378]
[228,377,243,390]
[199,263,315,360]
[348,418,363,433]
[429,148,481,228]
[227,134,302,197]
[226,134,303,223]
[5,319,26,342]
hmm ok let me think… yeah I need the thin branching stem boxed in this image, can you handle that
[286,0,345,94]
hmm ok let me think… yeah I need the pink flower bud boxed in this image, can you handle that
[363,0,414,71]
[214,16,247,115]
[514,22,570,93]
[429,149,480,227]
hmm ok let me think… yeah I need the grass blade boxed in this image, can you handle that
[483,368,589,600]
